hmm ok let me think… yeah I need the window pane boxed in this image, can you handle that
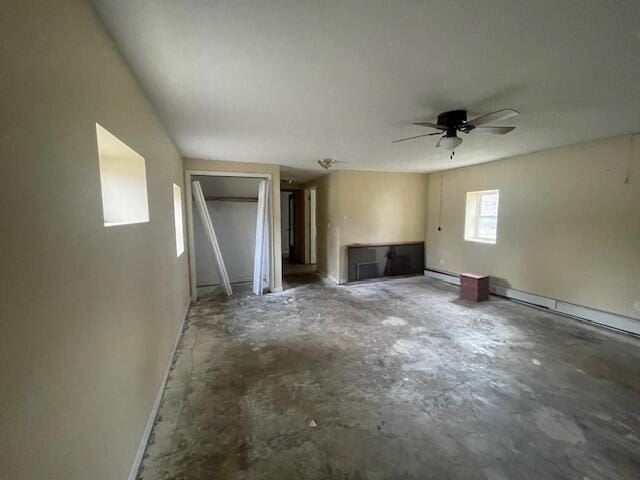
[479,193,498,216]
[478,217,497,239]
[173,184,184,257]
[465,189,499,243]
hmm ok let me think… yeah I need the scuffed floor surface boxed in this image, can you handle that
[138,276,640,479]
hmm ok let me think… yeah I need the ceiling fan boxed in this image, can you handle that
[393,108,519,149]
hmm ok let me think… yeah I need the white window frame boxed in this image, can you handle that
[173,183,185,257]
[464,189,499,244]
[95,123,149,227]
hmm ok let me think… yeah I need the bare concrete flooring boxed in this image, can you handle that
[138,275,640,479]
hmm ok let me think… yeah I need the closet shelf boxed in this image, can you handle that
[204,196,258,203]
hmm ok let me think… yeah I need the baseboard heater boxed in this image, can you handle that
[347,242,424,283]
[424,269,640,336]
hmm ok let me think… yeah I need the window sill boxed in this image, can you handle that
[464,238,496,245]
[104,220,149,227]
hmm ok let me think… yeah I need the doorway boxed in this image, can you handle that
[280,187,317,284]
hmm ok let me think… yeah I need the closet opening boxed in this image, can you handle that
[185,170,273,301]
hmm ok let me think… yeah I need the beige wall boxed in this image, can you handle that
[426,135,640,320]
[0,2,190,479]
[307,172,341,281]
[338,171,428,283]
[308,170,428,283]
[183,158,283,292]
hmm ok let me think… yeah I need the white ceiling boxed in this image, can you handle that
[92,0,640,181]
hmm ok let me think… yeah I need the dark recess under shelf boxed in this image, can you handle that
[347,242,425,283]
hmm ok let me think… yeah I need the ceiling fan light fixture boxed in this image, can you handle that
[439,135,463,150]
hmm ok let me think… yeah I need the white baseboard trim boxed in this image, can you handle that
[554,301,640,335]
[271,286,284,293]
[424,269,640,336]
[491,283,558,310]
[128,301,191,480]
[425,269,461,286]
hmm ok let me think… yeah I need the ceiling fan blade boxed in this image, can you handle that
[412,122,446,130]
[392,132,441,143]
[465,108,519,127]
[470,126,515,135]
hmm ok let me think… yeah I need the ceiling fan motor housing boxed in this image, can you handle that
[437,110,467,130]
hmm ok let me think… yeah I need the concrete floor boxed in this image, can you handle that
[282,258,317,278]
[138,275,640,479]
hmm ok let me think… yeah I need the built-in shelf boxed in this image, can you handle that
[347,241,424,283]
[204,196,258,203]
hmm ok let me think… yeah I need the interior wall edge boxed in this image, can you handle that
[88,2,183,156]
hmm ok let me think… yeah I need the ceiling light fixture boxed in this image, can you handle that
[439,134,463,150]
[317,158,336,170]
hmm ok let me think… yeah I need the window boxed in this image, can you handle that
[464,190,499,244]
[96,123,149,226]
[173,183,184,257]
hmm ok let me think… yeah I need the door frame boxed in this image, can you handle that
[184,169,273,301]
[306,188,317,265]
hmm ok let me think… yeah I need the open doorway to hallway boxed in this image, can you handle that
[281,187,317,287]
